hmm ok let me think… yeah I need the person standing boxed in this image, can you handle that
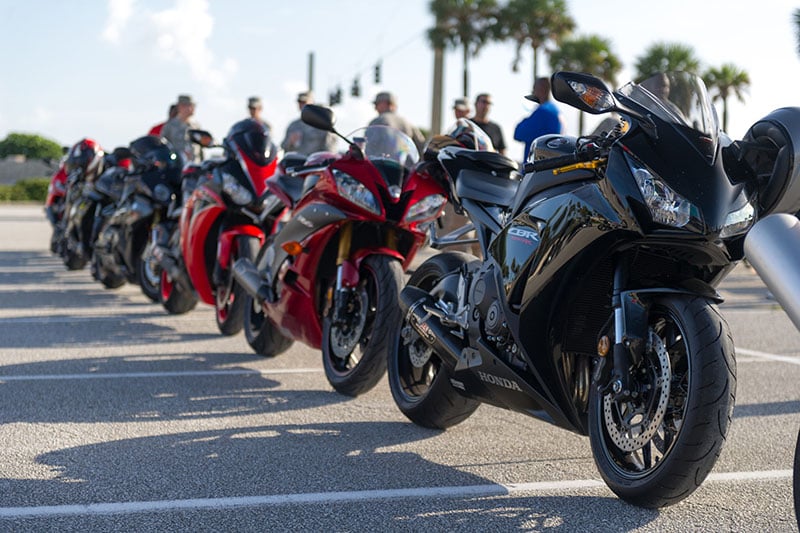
[281,91,337,155]
[161,94,201,165]
[470,93,506,155]
[369,91,426,153]
[453,98,470,120]
[514,77,563,162]
[247,96,272,130]
[148,104,177,137]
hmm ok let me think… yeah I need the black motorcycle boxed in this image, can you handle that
[92,135,182,298]
[389,71,800,508]
[150,158,213,315]
[60,148,132,278]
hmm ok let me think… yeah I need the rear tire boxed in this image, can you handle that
[160,269,198,315]
[588,295,736,508]
[244,294,294,357]
[388,252,480,428]
[91,254,125,289]
[321,254,402,397]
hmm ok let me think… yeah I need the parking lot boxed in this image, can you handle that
[0,204,798,531]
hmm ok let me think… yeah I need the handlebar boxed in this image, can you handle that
[524,153,580,173]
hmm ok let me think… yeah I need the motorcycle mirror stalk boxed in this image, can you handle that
[301,104,365,158]
[188,129,217,148]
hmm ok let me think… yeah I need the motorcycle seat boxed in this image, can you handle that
[456,168,520,208]
[450,150,519,174]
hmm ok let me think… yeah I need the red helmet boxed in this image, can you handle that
[65,138,105,181]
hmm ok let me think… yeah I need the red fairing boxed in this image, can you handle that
[238,146,276,198]
[180,185,226,305]
[45,163,68,207]
[217,224,264,270]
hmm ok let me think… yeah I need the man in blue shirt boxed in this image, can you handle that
[514,77,563,163]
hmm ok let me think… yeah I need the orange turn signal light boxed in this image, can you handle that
[282,241,304,256]
[597,336,610,357]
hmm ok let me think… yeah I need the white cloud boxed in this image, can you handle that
[149,0,237,91]
[101,0,134,44]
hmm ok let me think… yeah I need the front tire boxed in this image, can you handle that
[137,243,161,302]
[388,252,480,429]
[321,254,402,397]
[215,236,254,336]
[588,295,736,508]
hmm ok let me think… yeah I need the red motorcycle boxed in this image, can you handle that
[44,160,68,254]
[179,119,280,335]
[232,104,452,396]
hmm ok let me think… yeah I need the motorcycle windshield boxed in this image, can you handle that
[347,126,419,189]
[617,72,719,160]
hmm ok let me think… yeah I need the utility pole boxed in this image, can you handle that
[308,52,314,92]
[431,46,444,135]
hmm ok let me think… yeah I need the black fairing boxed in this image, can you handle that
[224,119,276,166]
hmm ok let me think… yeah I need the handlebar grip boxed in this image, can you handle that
[524,153,580,173]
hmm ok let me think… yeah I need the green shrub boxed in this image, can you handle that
[0,177,51,203]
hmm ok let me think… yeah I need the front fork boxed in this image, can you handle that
[329,222,397,324]
[594,261,648,400]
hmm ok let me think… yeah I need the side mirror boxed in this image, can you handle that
[301,104,336,132]
[551,72,617,115]
[188,129,214,147]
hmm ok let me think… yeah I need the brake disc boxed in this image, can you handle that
[330,286,368,359]
[603,330,671,452]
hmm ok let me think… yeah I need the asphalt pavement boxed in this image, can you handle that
[0,204,798,532]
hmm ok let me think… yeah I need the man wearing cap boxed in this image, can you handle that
[281,91,337,155]
[470,93,506,155]
[369,91,426,153]
[514,77,563,163]
[453,98,470,120]
[162,94,202,165]
[247,96,271,130]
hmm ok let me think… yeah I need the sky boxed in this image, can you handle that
[1,0,798,164]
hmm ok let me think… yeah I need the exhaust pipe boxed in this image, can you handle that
[399,286,473,372]
[744,214,800,330]
[153,246,192,292]
[232,258,273,303]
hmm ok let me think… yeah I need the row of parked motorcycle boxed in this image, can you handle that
[43,71,800,512]
[45,105,478,395]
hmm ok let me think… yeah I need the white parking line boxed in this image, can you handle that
[737,348,800,365]
[0,470,790,519]
[0,368,322,381]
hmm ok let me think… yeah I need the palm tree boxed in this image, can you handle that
[634,42,701,81]
[703,64,750,132]
[496,0,575,86]
[428,0,499,98]
[549,34,622,135]
[794,8,800,57]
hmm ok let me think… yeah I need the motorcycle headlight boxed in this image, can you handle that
[222,171,253,206]
[406,194,447,223]
[333,169,380,215]
[628,157,692,228]
[154,183,172,204]
[720,200,755,238]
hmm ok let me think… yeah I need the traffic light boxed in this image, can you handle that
[374,61,381,84]
[351,77,360,97]
[329,86,343,106]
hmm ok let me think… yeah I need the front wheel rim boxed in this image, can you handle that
[596,310,689,479]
